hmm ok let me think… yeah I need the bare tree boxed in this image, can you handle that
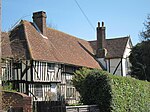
[47,22,57,29]
[140,14,150,41]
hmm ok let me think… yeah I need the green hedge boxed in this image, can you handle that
[72,68,150,112]
[110,75,150,112]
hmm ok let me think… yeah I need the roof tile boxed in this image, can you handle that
[89,37,129,58]
[3,21,101,69]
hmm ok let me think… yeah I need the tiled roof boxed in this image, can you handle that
[89,37,129,58]
[1,32,13,58]
[2,21,101,69]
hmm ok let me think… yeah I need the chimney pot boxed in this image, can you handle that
[102,22,104,27]
[98,22,100,27]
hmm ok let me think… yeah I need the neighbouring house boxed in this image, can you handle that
[1,11,132,103]
[89,22,132,76]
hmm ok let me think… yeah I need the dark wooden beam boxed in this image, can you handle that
[30,60,33,81]
[21,65,30,79]
[7,80,61,84]
[26,61,28,81]
[121,58,123,76]
[108,59,110,73]
[113,59,122,75]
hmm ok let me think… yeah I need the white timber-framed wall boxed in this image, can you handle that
[106,39,132,76]
[2,59,80,103]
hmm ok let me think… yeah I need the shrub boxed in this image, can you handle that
[72,68,150,112]
[72,67,92,93]
[110,75,150,112]
[73,68,112,111]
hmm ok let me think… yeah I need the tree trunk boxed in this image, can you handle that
[0,0,2,111]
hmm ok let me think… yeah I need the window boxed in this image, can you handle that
[47,63,55,71]
[66,86,76,98]
[35,84,43,98]
[47,63,55,81]
[12,62,21,69]
[65,71,76,99]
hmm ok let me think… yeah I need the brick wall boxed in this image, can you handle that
[2,91,32,112]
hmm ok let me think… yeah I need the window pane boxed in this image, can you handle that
[47,63,55,70]
[66,87,75,98]
[35,84,43,98]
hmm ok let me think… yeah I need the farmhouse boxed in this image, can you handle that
[2,11,132,103]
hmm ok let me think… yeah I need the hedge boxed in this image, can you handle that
[110,75,150,112]
[72,68,150,112]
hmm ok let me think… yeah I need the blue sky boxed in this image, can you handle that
[2,0,150,45]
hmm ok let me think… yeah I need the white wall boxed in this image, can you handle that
[33,61,61,82]
[123,39,132,76]
[97,58,107,69]
[106,58,122,76]
[106,39,132,76]
[123,39,132,59]
[28,83,58,101]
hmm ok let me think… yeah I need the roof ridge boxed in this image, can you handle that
[19,20,91,44]
[106,36,129,40]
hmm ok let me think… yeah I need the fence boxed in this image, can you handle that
[33,101,99,112]
[66,105,99,112]
[33,101,66,112]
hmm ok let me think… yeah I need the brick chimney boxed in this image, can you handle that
[32,11,47,36]
[96,22,107,58]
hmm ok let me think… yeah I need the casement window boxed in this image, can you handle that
[47,63,55,71]
[66,78,75,99]
[35,84,43,98]
[66,86,76,98]
[47,63,55,81]
[12,62,22,69]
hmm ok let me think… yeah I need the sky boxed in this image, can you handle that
[2,0,150,45]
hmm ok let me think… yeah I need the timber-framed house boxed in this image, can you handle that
[2,11,132,104]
